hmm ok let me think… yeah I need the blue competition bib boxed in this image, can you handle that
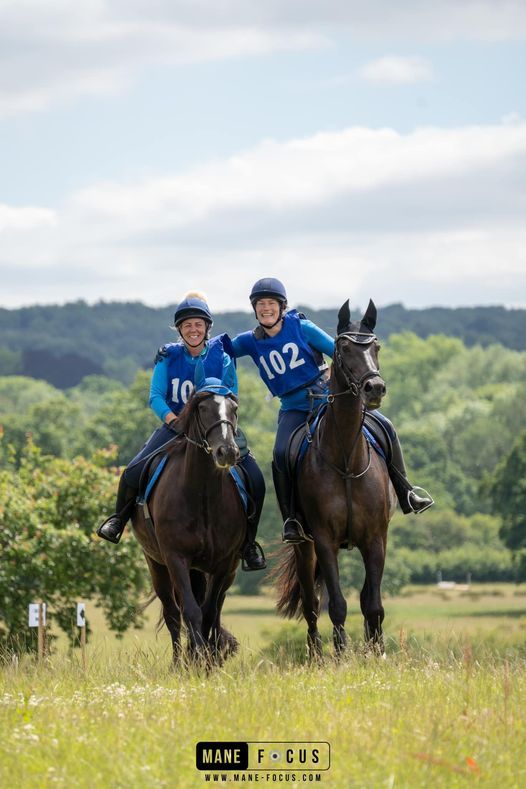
[240,311,325,398]
[164,335,230,414]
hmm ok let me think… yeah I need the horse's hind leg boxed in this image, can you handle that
[295,543,322,659]
[359,537,386,653]
[145,556,182,663]
[315,540,347,654]
[165,553,207,659]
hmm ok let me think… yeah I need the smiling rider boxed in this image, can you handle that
[97,291,266,571]
[232,278,434,544]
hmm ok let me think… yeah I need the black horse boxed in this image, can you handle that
[132,362,245,663]
[276,300,396,656]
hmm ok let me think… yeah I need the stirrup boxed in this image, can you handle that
[282,517,313,544]
[96,515,124,544]
[407,486,434,514]
[241,541,267,572]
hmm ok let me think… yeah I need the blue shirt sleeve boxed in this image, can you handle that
[222,353,238,395]
[300,319,335,356]
[149,359,172,422]
[231,333,252,359]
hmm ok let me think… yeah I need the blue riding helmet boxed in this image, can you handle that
[173,296,214,329]
[249,278,288,309]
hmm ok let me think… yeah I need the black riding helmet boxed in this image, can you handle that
[249,278,288,309]
[173,293,213,347]
[250,278,288,330]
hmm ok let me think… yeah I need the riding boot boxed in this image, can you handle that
[237,448,267,571]
[242,515,267,571]
[389,436,434,515]
[272,462,312,544]
[97,473,137,544]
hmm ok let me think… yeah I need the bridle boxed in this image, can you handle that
[183,388,238,455]
[309,331,383,481]
[331,331,382,400]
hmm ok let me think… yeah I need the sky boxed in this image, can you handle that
[1,1,526,313]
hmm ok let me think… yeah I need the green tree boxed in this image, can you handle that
[488,432,526,578]
[0,439,148,650]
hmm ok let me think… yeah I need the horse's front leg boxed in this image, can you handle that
[164,552,207,660]
[144,555,182,664]
[294,542,323,659]
[314,539,347,654]
[202,558,239,663]
[359,536,386,654]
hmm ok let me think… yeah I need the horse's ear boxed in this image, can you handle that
[337,299,351,335]
[195,358,206,390]
[222,362,236,392]
[362,299,377,332]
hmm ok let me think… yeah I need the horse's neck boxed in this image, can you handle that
[183,421,221,489]
[182,446,222,498]
[321,373,367,470]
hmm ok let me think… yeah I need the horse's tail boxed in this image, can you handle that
[275,547,321,620]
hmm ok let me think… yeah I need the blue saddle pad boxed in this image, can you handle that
[139,454,248,513]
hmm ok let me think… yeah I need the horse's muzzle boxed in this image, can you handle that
[363,377,386,409]
[213,443,240,469]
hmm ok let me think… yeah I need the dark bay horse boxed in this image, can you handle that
[276,299,396,656]
[132,362,245,664]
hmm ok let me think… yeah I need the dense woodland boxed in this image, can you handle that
[0,300,525,387]
[1,306,526,643]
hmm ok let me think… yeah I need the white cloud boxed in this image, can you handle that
[1,121,526,308]
[1,1,525,116]
[359,56,434,85]
[0,204,57,232]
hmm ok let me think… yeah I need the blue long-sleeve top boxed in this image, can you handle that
[149,344,238,422]
[232,318,334,412]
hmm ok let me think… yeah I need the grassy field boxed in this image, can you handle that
[1,584,525,788]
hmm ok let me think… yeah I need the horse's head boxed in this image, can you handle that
[334,298,386,410]
[190,360,240,468]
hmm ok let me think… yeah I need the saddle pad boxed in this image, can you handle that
[138,454,248,513]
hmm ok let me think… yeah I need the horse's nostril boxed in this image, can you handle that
[364,381,372,392]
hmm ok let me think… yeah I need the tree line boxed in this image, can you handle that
[1,300,525,386]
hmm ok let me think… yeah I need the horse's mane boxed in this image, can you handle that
[171,390,205,437]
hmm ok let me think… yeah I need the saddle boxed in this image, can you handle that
[286,405,392,479]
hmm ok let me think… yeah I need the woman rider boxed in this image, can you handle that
[97,292,267,571]
[232,278,433,544]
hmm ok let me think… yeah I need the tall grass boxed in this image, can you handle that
[1,586,525,787]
